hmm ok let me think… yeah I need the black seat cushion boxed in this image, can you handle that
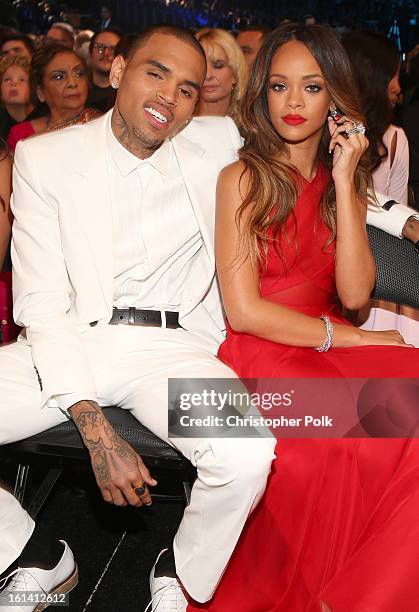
[3,407,189,470]
[368,225,419,307]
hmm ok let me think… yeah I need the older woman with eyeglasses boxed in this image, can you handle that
[7,43,101,152]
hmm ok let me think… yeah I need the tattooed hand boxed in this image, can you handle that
[69,400,157,507]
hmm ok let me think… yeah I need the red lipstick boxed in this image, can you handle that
[282,114,306,125]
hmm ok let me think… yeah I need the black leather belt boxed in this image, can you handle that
[107,307,181,329]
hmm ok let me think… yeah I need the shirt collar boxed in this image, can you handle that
[106,112,173,177]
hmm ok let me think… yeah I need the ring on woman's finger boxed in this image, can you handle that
[345,122,366,137]
[135,484,147,496]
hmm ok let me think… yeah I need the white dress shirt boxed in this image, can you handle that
[108,117,202,310]
[57,115,203,411]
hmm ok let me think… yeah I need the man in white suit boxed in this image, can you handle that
[0,25,276,611]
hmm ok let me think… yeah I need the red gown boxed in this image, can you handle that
[188,165,419,612]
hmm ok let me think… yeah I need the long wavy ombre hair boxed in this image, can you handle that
[238,23,373,266]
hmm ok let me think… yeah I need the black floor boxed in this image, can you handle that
[2,460,184,612]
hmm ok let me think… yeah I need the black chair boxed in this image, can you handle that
[367,224,419,307]
[0,407,196,519]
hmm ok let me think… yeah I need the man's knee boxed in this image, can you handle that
[206,437,275,489]
[232,438,276,483]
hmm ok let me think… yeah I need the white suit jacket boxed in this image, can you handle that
[11,113,241,406]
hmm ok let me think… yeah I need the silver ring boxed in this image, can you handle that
[346,122,366,137]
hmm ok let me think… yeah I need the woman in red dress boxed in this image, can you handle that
[188,24,419,612]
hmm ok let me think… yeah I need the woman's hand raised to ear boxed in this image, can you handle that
[327,116,369,186]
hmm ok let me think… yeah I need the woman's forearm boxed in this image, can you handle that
[334,182,376,309]
[228,295,363,348]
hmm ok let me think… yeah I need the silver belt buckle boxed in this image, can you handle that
[128,307,136,325]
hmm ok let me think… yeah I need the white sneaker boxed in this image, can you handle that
[0,540,78,612]
[145,549,188,612]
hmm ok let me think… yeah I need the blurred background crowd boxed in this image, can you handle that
[0,0,418,210]
[1,0,419,46]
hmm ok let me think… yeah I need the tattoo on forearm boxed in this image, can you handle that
[71,401,110,448]
[114,434,137,462]
[70,400,139,485]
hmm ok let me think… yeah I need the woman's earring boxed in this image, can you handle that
[111,81,118,89]
[329,106,342,121]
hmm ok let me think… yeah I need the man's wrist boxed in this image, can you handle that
[401,215,419,244]
[68,398,100,418]
[69,400,112,450]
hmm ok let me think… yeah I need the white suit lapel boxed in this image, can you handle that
[171,133,218,267]
[171,133,220,313]
[72,114,114,313]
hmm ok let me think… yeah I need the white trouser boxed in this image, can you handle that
[0,487,34,574]
[0,325,275,602]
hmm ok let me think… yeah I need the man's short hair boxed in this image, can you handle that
[89,27,122,54]
[48,24,75,49]
[126,25,206,66]
[0,33,35,56]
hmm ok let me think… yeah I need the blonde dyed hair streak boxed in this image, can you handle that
[195,28,248,125]
[237,23,373,267]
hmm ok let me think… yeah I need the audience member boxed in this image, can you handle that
[0,141,19,342]
[0,141,11,272]
[403,52,419,208]
[46,23,74,49]
[86,29,120,112]
[100,5,117,31]
[0,33,34,61]
[343,31,408,204]
[195,28,248,126]
[304,13,317,25]
[7,44,99,151]
[342,30,419,345]
[74,29,94,64]
[0,55,33,141]
[236,26,271,67]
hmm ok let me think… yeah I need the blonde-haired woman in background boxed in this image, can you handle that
[195,28,248,126]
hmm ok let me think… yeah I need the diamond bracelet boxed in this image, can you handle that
[314,314,334,352]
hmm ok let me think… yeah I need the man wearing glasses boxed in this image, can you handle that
[87,28,121,113]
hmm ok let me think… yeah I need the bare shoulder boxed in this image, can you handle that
[218,159,252,198]
[219,159,249,184]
